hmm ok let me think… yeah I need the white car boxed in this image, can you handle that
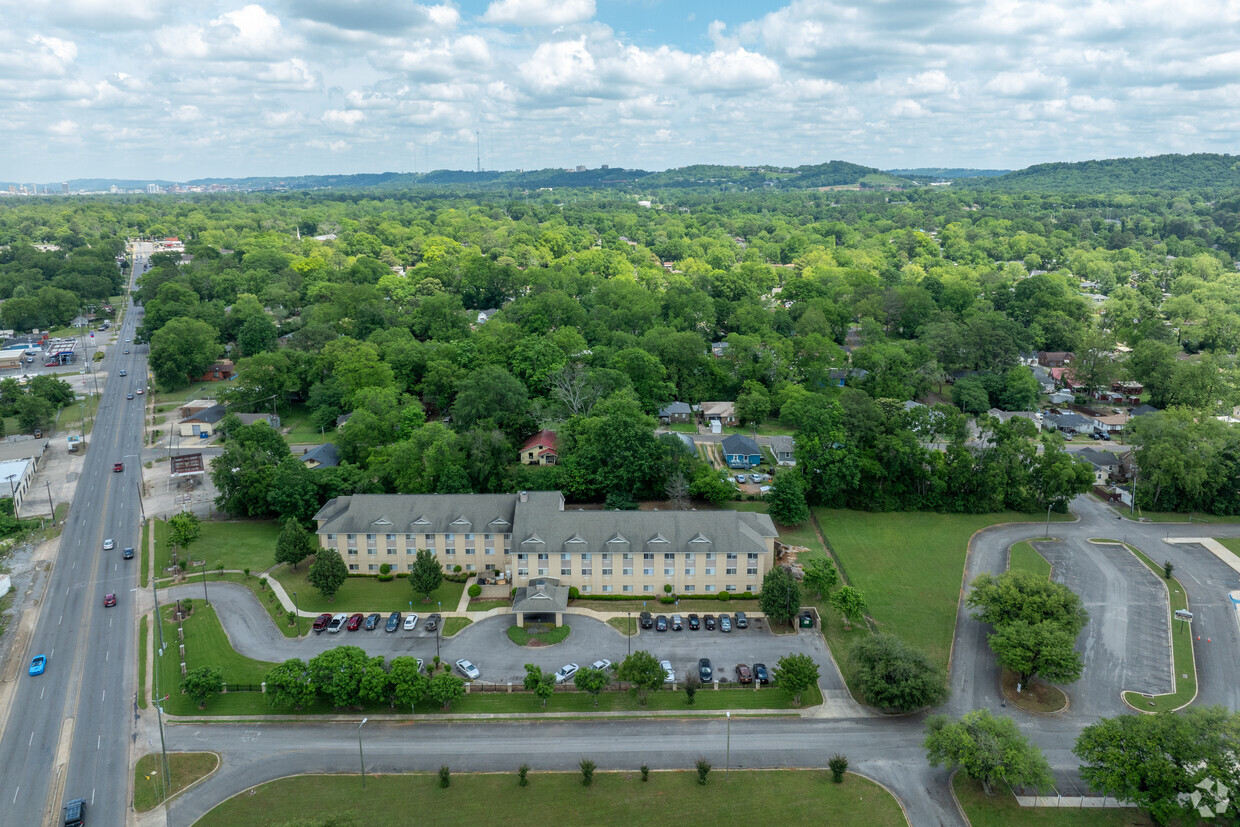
[103,539,115,550]
[455,659,480,680]
[327,613,348,633]
[554,663,579,683]
[403,614,418,631]
[661,660,675,684]
[590,659,612,672]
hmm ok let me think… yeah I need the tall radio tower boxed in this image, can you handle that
[476,130,481,173]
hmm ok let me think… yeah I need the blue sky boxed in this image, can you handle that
[3,0,1239,182]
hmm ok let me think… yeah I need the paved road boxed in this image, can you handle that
[0,248,151,826]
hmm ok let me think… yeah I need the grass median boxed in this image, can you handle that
[197,768,899,827]
[952,775,1152,826]
[133,752,218,812]
[1008,541,1052,578]
[137,615,149,709]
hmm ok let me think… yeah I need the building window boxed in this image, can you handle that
[484,533,493,541]
[407,547,415,555]
[407,563,415,572]
[368,547,377,556]
[518,566,529,576]
[684,567,695,577]
[603,585,613,593]
[747,553,758,576]
[465,547,475,555]
[466,564,476,572]
[444,533,455,544]
[445,548,455,556]
[537,552,548,576]
[326,533,336,542]
[664,552,675,576]
[346,533,357,549]
[705,584,715,593]
[705,552,714,561]
[683,585,695,593]
[726,553,737,576]
[623,585,633,593]
[643,584,653,592]
[347,548,358,556]
[643,552,654,576]
[726,584,737,592]
[485,547,495,555]
[424,534,435,547]
[561,564,572,576]
[465,533,474,541]
[581,585,591,594]
[705,565,715,576]
[747,584,756,592]
[581,553,592,577]
[386,533,396,543]
[561,552,571,561]
[368,564,378,572]
[623,553,633,576]
[387,547,397,555]
[348,564,359,572]
[406,534,416,544]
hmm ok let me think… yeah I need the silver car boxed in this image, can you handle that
[456,659,480,680]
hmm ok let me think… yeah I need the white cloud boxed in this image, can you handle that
[519,38,596,95]
[322,109,366,128]
[48,119,78,135]
[483,0,595,27]
[158,5,298,61]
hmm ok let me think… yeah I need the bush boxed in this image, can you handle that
[243,568,250,577]
[438,766,451,788]
[517,763,530,787]
[663,583,673,593]
[828,754,848,783]
[849,634,948,712]
[640,764,649,782]
[718,591,731,602]
[695,758,711,785]
[377,574,394,582]
[454,565,463,573]
[468,584,482,598]
[567,586,579,600]
[379,563,391,575]
[579,759,595,786]
[658,595,675,605]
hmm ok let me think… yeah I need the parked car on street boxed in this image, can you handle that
[735,611,748,629]
[345,613,364,631]
[590,659,612,672]
[719,614,732,633]
[639,611,654,629]
[554,663,579,683]
[363,613,381,630]
[671,614,683,631]
[327,613,347,633]
[655,615,668,632]
[456,659,480,680]
[703,614,716,630]
[403,614,418,630]
[424,613,440,631]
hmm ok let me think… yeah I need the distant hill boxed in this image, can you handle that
[886,168,1010,179]
[974,153,1240,192]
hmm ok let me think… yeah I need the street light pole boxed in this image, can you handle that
[293,592,300,636]
[1044,502,1052,539]
[627,612,631,656]
[201,560,209,605]
[358,718,368,789]
[45,481,55,526]
[725,711,731,781]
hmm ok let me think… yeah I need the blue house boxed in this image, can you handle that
[722,434,763,469]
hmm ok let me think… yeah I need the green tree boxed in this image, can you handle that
[735,383,771,427]
[264,659,316,709]
[168,511,201,569]
[558,389,670,502]
[988,620,1083,686]
[688,464,735,506]
[358,656,393,706]
[951,375,991,415]
[924,709,1053,796]
[181,666,224,708]
[275,519,314,570]
[967,570,1089,637]
[389,657,429,710]
[523,664,556,707]
[802,557,839,599]
[236,312,278,356]
[428,672,465,709]
[828,754,849,783]
[849,634,948,712]
[617,650,665,704]
[573,666,610,707]
[308,646,368,708]
[149,317,222,390]
[773,653,819,705]
[308,548,348,602]
[765,471,809,526]
[1029,437,1094,510]
[14,395,52,433]
[758,565,802,627]
[409,548,443,603]
[830,586,868,627]
[451,365,530,435]
[267,457,320,524]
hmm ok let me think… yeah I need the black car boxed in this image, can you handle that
[122,547,134,559]
[687,613,700,630]
[639,611,654,629]
[655,614,669,632]
[734,611,748,629]
[63,797,86,827]
[753,662,769,684]
[424,613,441,631]
[698,658,713,683]
[363,613,381,630]
[703,614,716,630]
[385,611,402,632]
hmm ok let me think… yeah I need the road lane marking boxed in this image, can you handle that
[40,688,44,700]
[12,786,18,803]
[29,731,34,746]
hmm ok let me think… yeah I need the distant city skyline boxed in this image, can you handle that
[3,0,1237,181]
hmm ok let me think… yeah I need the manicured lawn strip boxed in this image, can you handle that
[441,617,472,636]
[270,563,465,613]
[952,775,1152,826]
[1117,543,1197,712]
[140,521,150,588]
[133,752,218,812]
[814,509,1058,672]
[468,599,509,611]
[197,768,898,827]
[153,519,281,574]
[281,403,338,444]
[571,599,761,614]
[1217,538,1240,558]
[1108,504,1237,524]
[156,603,277,715]
[508,624,571,645]
[608,617,636,635]
[152,381,221,405]
[137,615,149,709]
[1008,542,1052,578]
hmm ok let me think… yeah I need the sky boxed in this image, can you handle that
[4,0,1240,182]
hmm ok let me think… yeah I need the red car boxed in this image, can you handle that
[312,613,333,633]
[345,613,364,631]
[113,462,124,472]
[103,593,117,608]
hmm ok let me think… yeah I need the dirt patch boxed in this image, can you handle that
[1000,668,1067,713]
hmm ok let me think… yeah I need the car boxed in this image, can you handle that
[123,348,130,354]
[687,613,700,630]
[671,614,683,631]
[660,659,675,684]
[736,663,753,684]
[312,613,333,632]
[639,611,654,629]
[655,614,668,632]
[45,361,59,367]
[720,614,732,633]
[703,614,716,631]
[119,369,127,376]
[1098,432,1111,441]
[734,611,748,629]
[554,663,579,683]
[327,613,348,633]
[363,613,381,630]
[125,337,130,342]
[127,392,134,400]
[103,593,117,607]
[749,473,763,484]
[753,662,769,685]
[112,462,123,472]
[123,547,134,559]
[345,613,364,631]
[385,611,402,632]
[698,658,713,683]
[103,538,114,550]
[455,659,480,680]
[136,388,143,395]
[590,659,612,671]
[403,614,418,630]
[62,797,86,827]
[734,474,747,484]
[29,655,46,676]
[424,613,441,631]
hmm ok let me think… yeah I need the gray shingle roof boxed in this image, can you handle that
[722,434,761,455]
[301,443,340,468]
[769,435,795,454]
[180,404,228,424]
[659,401,693,417]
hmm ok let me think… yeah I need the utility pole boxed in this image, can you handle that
[45,481,55,526]
[201,560,209,605]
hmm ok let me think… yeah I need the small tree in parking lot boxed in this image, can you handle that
[617,650,665,705]
[774,653,819,706]
[573,667,609,707]
[524,664,555,707]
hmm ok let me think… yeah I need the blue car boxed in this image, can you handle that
[29,655,46,676]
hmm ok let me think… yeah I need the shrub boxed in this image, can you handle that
[663,583,673,593]
[243,568,250,578]
[718,591,731,602]
[377,575,394,582]
[658,595,675,604]
[438,766,451,788]
[568,586,580,600]
[379,563,391,575]
[579,759,596,786]
[640,764,649,782]
[517,763,530,787]
[454,565,463,573]
[828,754,848,783]
[685,678,698,705]
[695,758,711,785]
[468,584,482,598]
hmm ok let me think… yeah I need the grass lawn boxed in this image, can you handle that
[153,381,224,406]
[155,603,278,716]
[55,394,99,433]
[271,565,465,614]
[1217,538,1240,558]
[1116,543,1196,713]
[571,598,760,614]
[1009,542,1052,578]
[442,617,472,636]
[812,509,1069,676]
[133,752,218,812]
[137,615,149,709]
[153,519,282,575]
[1000,668,1066,713]
[140,521,150,588]
[281,402,336,443]
[156,571,300,638]
[509,624,572,645]
[468,599,510,611]
[663,422,698,434]
[608,617,636,635]
[445,683,820,713]
[1108,504,1240,524]
[952,775,1151,826]
[197,768,899,827]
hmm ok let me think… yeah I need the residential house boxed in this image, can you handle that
[1073,448,1120,484]
[710,341,731,358]
[722,434,763,469]
[1043,412,1094,435]
[658,401,693,425]
[475,308,499,325]
[699,401,738,428]
[1111,380,1144,396]
[1030,365,1055,393]
[769,435,796,466]
[197,359,235,382]
[177,399,218,420]
[1038,351,1075,367]
[178,404,228,437]
[301,443,340,469]
[312,490,779,594]
[986,409,1042,429]
[335,412,353,429]
[1049,389,1075,405]
[1130,403,1160,418]
[1089,412,1129,435]
[520,430,559,465]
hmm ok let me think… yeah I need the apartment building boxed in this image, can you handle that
[313,491,779,595]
